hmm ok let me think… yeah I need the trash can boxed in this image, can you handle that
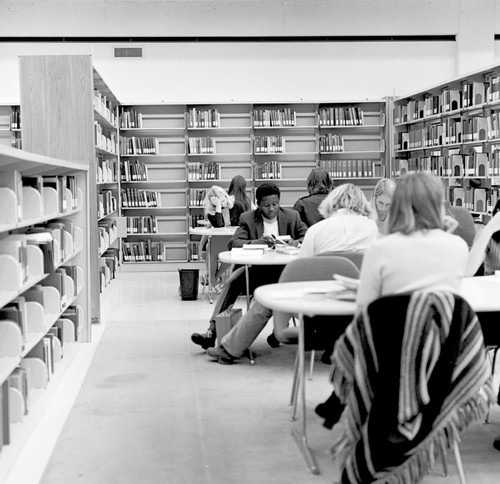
[178,268,199,300]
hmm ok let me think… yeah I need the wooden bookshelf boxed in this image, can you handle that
[118,101,389,269]
[392,63,500,221]
[0,144,90,480]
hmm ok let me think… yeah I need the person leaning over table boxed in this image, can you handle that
[315,172,471,429]
[371,177,396,236]
[205,183,379,365]
[190,182,308,350]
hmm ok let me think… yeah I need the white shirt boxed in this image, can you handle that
[263,217,279,237]
[356,229,469,309]
[298,209,379,258]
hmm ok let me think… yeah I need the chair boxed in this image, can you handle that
[330,291,493,484]
[275,256,360,416]
[316,250,365,271]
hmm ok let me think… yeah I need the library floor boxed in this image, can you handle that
[6,272,500,484]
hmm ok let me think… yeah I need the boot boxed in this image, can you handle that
[191,329,216,350]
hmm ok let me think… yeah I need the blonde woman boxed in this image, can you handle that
[371,178,396,236]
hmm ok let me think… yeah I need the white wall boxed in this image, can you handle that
[0,41,458,104]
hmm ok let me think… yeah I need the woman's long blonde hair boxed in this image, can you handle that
[318,183,373,219]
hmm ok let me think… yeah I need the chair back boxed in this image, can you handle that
[316,250,364,271]
[279,255,360,284]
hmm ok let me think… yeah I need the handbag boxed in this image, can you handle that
[215,304,242,345]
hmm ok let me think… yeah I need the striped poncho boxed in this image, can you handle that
[331,291,494,484]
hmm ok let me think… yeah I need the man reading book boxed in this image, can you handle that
[190,182,308,350]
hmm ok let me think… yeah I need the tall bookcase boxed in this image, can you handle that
[19,55,122,322]
[118,100,389,270]
[0,144,90,479]
[0,105,21,150]
[392,63,500,222]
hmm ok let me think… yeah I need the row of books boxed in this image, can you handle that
[94,122,118,154]
[187,108,220,128]
[121,188,162,208]
[121,160,149,181]
[98,219,118,254]
[98,190,118,218]
[320,159,383,179]
[94,89,118,127]
[119,107,143,129]
[189,241,201,261]
[449,186,499,214]
[10,106,21,130]
[254,135,285,153]
[187,162,220,181]
[319,134,345,152]
[99,248,119,293]
[190,214,205,229]
[122,240,166,262]
[97,158,118,184]
[395,116,490,150]
[394,152,500,177]
[253,108,296,127]
[189,189,206,207]
[393,78,499,124]
[120,136,160,155]
[255,161,282,179]
[126,216,158,234]
[319,106,364,126]
[188,137,216,154]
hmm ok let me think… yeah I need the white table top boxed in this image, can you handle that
[254,276,500,318]
[189,227,237,236]
[218,249,298,266]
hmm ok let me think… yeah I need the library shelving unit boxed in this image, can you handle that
[392,63,500,222]
[0,105,21,150]
[117,101,389,270]
[0,144,90,479]
[93,72,121,295]
[120,104,188,267]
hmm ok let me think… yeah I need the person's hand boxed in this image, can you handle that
[443,215,459,233]
[210,196,222,210]
[258,235,275,247]
[288,239,300,248]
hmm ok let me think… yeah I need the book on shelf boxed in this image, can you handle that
[319,106,364,126]
[187,108,220,128]
[254,135,285,154]
[121,159,149,181]
[0,236,29,285]
[0,296,28,345]
[188,136,216,154]
[0,170,23,220]
[187,162,220,181]
[22,285,45,307]
[1,380,10,446]
[63,305,82,341]
[10,106,21,130]
[256,161,281,179]
[319,133,344,152]
[28,337,55,379]
[120,107,143,129]
[253,108,296,127]
[9,367,28,416]
[120,136,159,155]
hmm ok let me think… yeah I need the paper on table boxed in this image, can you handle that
[332,274,360,290]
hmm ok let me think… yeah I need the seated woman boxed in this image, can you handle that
[371,178,396,235]
[200,176,252,288]
[316,172,470,429]
[206,183,379,364]
[292,167,333,227]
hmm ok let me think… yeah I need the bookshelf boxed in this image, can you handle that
[118,101,388,269]
[93,72,121,295]
[0,105,21,150]
[0,144,90,479]
[392,63,500,221]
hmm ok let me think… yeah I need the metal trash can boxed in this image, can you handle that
[178,268,199,300]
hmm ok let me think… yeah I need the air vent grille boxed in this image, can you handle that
[114,47,143,58]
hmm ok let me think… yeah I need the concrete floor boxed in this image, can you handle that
[7,272,500,483]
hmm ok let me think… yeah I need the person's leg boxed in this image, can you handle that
[209,236,231,287]
[273,311,297,343]
[208,300,273,361]
[191,266,246,349]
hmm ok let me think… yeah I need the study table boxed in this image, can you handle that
[218,248,298,309]
[254,275,500,475]
[189,227,236,303]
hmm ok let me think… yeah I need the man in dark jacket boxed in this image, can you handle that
[191,182,308,350]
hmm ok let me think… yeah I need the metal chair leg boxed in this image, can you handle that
[485,346,499,423]
[290,350,300,406]
[439,439,449,477]
[308,350,315,381]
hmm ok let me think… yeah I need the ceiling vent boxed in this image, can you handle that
[114,47,143,58]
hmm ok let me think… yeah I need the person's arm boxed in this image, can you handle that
[208,212,224,228]
[288,211,309,247]
[466,212,500,276]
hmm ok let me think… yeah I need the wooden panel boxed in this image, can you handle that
[19,55,94,165]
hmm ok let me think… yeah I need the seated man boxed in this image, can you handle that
[190,182,308,350]
[206,183,379,364]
